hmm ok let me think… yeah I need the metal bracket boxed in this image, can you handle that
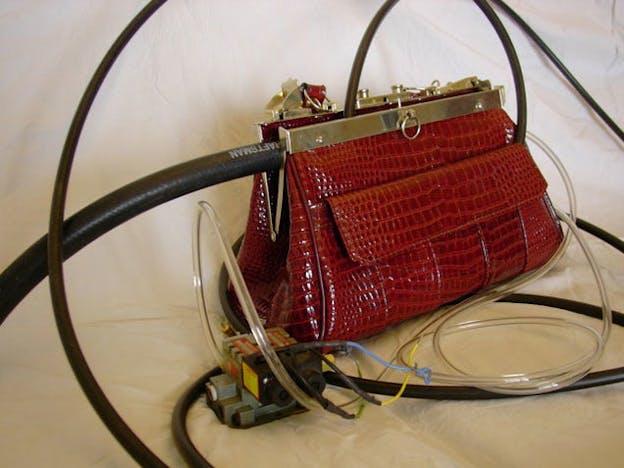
[261,151,286,242]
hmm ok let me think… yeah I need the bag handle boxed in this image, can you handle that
[344,0,527,144]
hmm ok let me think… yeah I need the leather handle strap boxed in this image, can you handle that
[343,0,527,144]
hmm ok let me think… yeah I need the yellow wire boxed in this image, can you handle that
[380,341,419,406]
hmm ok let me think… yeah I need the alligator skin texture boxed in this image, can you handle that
[235,109,563,342]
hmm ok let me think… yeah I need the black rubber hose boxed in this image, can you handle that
[324,364,624,400]
[47,1,168,466]
[172,368,220,468]
[576,218,624,254]
[343,0,398,116]
[470,0,527,143]
[490,0,624,143]
[503,294,624,323]
[0,143,282,324]
[343,0,527,144]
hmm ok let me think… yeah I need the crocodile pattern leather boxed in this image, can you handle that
[236,108,562,342]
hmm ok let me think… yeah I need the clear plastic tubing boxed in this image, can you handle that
[192,202,226,365]
[414,133,612,394]
[195,201,319,410]
[429,209,611,394]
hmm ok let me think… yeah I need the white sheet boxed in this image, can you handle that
[1,1,623,466]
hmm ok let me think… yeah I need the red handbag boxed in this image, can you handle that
[232,78,563,343]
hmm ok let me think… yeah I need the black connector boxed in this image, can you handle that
[241,349,326,407]
[205,329,329,428]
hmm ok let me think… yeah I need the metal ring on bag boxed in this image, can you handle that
[400,110,421,140]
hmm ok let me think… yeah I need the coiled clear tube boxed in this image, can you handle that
[398,133,612,394]
[427,209,611,394]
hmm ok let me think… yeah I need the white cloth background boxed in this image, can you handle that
[1,1,623,466]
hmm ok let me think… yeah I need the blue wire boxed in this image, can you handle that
[346,341,429,378]
[415,367,432,385]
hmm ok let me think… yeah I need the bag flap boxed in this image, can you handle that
[327,143,547,265]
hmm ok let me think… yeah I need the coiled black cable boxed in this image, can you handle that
[47,1,170,467]
[172,368,219,468]
[4,0,621,324]
[0,1,621,467]
[40,3,530,462]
